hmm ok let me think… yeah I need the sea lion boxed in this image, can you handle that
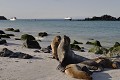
[51,35,61,60]
[57,35,89,71]
[65,64,92,80]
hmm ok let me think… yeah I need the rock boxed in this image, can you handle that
[86,40,102,47]
[72,40,83,44]
[15,38,21,40]
[0,34,10,38]
[0,39,7,45]
[38,32,48,37]
[14,29,20,32]
[9,52,33,59]
[23,39,41,49]
[34,50,41,53]
[47,45,52,50]
[0,48,33,59]
[6,34,15,36]
[89,46,108,54]
[107,42,120,57]
[41,48,51,53]
[0,48,14,57]
[21,34,35,40]
[0,30,5,34]
[5,28,14,31]
[70,44,81,51]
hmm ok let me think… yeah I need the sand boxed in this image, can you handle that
[0,33,120,80]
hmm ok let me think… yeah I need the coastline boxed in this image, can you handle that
[0,28,120,80]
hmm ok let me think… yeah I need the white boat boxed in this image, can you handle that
[64,17,72,20]
[10,17,17,21]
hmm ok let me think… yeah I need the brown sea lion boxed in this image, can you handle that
[51,35,61,60]
[57,35,89,71]
[65,64,92,80]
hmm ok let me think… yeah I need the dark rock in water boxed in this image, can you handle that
[72,40,83,44]
[5,28,14,31]
[0,48,33,59]
[0,48,14,57]
[0,34,10,38]
[41,48,51,53]
[14,29,20,32]
[38,32,48,37]
[0,16,7,20]
[0,39,7,45]
[6,34,15,36]
[21,34,35,40]
[70,44,81,51]
[89,46,108,54]
[86,40,102,47]
[9,52,33,59]
[23,39,41,49]
[107,42,120,57]
[0,30,5,34]
[15,38,21,40]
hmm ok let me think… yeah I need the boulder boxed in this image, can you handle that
[21,34,35,40]
[89,46,108,54]
[38,32,48,37]
[0,48,14,57]
[0,48,33,59]
[107,42,120,57]
[23,39,41,49]
[5,28,14,31]
[14,29,20,32]
[70,44,82,51]
[72,40,83,44]
[0,34,10,38]
[86,40,101,47]
[0,39,7,45]
[0,30,5,34]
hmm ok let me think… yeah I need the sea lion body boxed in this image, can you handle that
[57,35,88,67]
[65,64,92,80]
[51,36,61,60]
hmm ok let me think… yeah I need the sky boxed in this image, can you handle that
[0,0,120,19]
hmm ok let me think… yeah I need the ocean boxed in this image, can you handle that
[0,19,120,47]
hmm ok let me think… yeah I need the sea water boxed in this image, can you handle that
[0,19,120,47]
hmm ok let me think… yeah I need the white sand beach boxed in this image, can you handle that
[0,31,120,80]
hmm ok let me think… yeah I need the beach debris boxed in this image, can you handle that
[21,34,35,40]
[23,39,41,49]
[38,32,48,37]
[0,48,33,59]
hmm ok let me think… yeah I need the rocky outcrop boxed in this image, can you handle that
[0,16,7,20]
[38,32,48,37]
[23,39,41,49]
[107,42,120,57]
[0,48,33,59]
[21,34,35,40]
[5,28,14,31]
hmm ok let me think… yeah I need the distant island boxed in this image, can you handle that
[0,16,7,20]
[84,14,120,21]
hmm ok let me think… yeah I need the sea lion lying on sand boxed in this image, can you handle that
[57,35,89,71]
[65,64,92,80]
[51,35,61,60]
